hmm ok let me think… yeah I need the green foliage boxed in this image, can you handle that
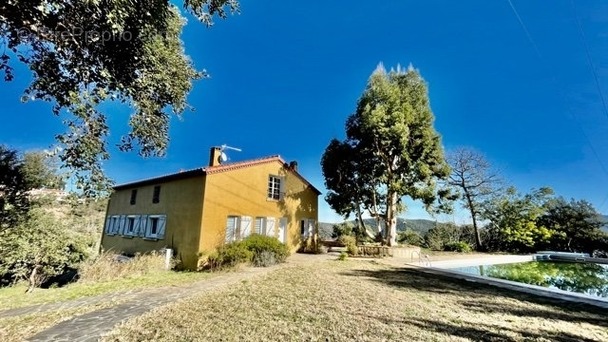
[338,235,358,256]
[0,146,30,230]
[481,187,554,253]
[444,241,472,253]
[331,222,354,239]
[240,234,289,264]
[0,208,91,289]
[205,235,289,270]
[397,229,423,246]
[338,252,348,261]
[322,64,453,246]
[424,223,460,251]
[205,243,253,271]
[22,151,65,190]
[484,261,608,297]
[537,198,607,255]
[1,1,240,196]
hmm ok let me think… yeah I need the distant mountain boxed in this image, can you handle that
[318,217,439,240]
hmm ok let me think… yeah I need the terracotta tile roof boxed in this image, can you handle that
[204,155,281,174]
[113,155,321,195]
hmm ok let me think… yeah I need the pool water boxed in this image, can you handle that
[448,261,608,299]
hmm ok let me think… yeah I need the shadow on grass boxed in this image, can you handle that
[386,317,599,342]
[341,265,608,336]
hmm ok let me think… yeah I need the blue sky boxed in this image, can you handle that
[1,1,608,223]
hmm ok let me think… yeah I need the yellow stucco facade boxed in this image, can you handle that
[101,154,319,270]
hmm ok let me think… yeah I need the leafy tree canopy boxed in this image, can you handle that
[322,63,453,246]
[1,0,240,196]
[0,145,30,229]
[22,150,65,190]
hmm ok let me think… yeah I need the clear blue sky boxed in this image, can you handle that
[1,1,608,223]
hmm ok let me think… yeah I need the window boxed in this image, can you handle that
[225,216,239,243]
[130,189,137,205]
[225,216,252,242]
[254,217,265,235]
[105,215,120,236]
[301,219,315,238]
[267,176,281,200]
[152,186,161,203]
[150,217,158,235]
[144,215,166,239]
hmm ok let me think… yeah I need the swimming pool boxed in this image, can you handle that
[448,261,608,299]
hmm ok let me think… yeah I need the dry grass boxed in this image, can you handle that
[104,259,608,342]
[79,252,169,283]
[0,253,210,310]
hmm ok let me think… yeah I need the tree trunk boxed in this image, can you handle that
[386,191,398,246]
[465,191,483,251]
[356,206,374,240]
[26,265,41,293]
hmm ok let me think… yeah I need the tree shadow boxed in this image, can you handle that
[341,266,608,331]
[370,316,599,342]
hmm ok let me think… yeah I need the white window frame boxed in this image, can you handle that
[254,217,266,235]
[225,215,240,243]
[267,175,285,200]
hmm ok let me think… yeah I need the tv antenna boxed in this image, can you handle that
[218,144,242,164]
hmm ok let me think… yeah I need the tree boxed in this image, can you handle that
[22,151,65,189]
[0,145,30,230]
[0,208,90,290]
[447,148,501,251]
[1,1,240,196]
[537,198,607,254]
[481,187,554,253]
[322,64,452,246]
[321,139,381,239]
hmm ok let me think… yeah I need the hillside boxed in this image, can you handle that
[318,218,439,240]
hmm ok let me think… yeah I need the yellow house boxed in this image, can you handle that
[101,147,320,269]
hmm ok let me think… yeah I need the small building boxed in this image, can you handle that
[100,147,320,269]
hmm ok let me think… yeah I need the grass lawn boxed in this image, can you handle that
[104,259,608,342]
[0,270,212,311]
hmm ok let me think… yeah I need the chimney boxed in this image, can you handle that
[289,161,298,172]
[209,147,222,167]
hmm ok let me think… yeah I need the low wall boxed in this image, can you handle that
[391,246,422,259]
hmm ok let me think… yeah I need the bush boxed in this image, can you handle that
[339,235,358,256]
[241,234,289,264]
[206,242,253,271]
[444,241,472,253]
[424,223,460,251]
[252,250,276,267]
[331,222,353,239]
[397,229,423,246]
[338,252,348,261]
[0,209,91,290]
[204,235,289,271]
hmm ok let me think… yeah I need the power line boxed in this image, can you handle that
[570,0,608,122]
[505,0,608,210]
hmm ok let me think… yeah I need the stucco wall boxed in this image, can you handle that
[200,161,318,256]
[101,176,205,269]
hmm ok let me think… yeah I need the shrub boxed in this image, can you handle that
[241,234,289,265]
[206,242,253,271]
[339,235,358,256]
[444,241,472,253]
[424,223,460,251]
[252,250,276,267]
[338,252,348,261]
[331,222,353,239]
[397,229,423,246]
[0,209,90,290]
